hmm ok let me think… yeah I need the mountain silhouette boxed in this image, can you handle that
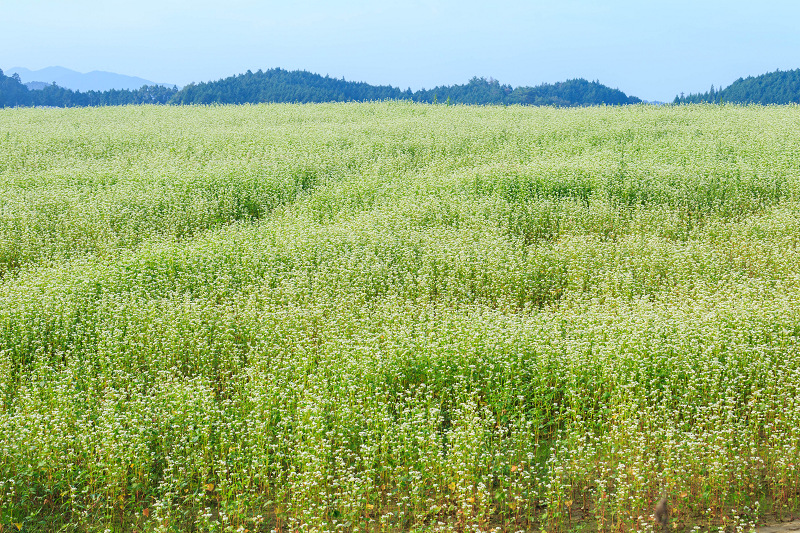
[7,66,171,92]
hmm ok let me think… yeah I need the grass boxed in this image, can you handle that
[1,102,800,532]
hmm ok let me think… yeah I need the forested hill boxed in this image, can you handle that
[172,68,641,106]
[674,69,800,104]
[415,77,640,106]
[171,68,408,104]
[1,67,640,108]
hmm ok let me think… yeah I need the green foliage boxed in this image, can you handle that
[161,69,642,107]
[1,67,640,108]
[169,68,406,105]
[1,102,799,532]
[415,76,640,106]
[675,68,800,104]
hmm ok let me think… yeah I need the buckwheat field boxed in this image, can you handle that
[1,102,799,532]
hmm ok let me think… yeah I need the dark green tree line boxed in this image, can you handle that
[2,67,641,108]
[674,69,800,104]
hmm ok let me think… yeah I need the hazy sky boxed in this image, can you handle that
[4,0,800,101]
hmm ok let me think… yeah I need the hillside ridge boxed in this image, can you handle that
[1,66,640,107]
[675,68,800,104]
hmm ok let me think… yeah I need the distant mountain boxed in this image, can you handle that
[0,68,178,107]
[7,66,169,92]
[24,81,50,91]
[675,69,800,104]
[171,68,641,107]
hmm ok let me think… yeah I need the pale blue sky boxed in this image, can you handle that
[3,0,800,101]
